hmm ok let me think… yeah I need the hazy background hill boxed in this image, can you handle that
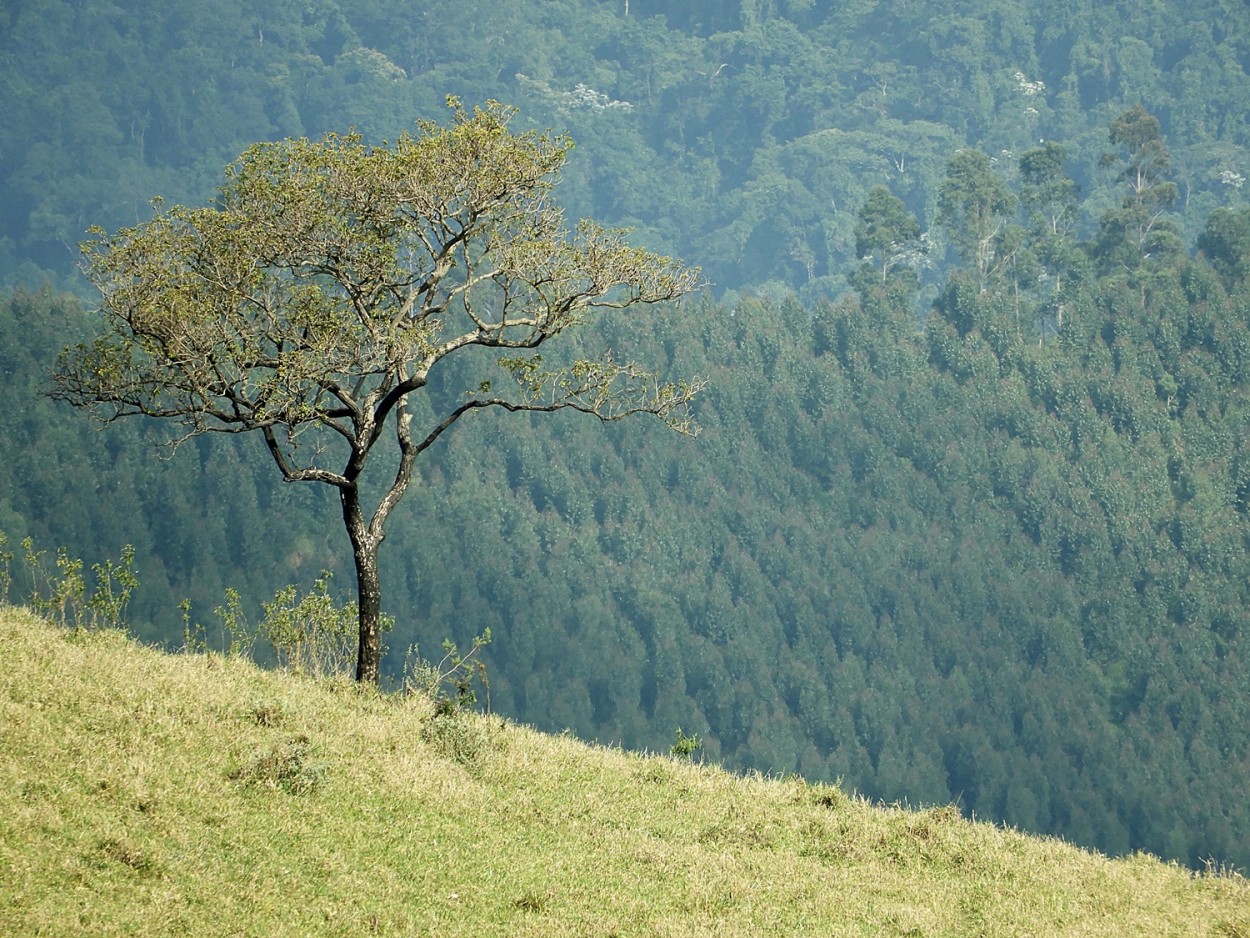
[6,0,1250,294]
[4,0,1250,869]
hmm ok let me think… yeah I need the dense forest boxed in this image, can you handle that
[4,0,1250,869]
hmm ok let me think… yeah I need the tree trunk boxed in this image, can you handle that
[342,485,384,684]
[352,535,384,683]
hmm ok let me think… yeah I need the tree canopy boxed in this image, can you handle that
[854,185,923,286]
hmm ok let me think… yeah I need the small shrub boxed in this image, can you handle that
[670,727,702,760]
[403,628,491,712]
[258,573,358,676]
[22,538,83,627]
[87,545,140,629]
[212,587,257,659]
[214,573,391,678]
[13,537,138,630]
[230,735,326,795]
[179,598,208,654]
[421,710,491,770]
[0,531,13,605]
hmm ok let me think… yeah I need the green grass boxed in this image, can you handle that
[1,608,1246,937]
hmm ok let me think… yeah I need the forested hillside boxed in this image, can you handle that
[4,0,1250,870]
[6,0,1250,293]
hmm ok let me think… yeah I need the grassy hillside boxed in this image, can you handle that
[1,609,1246,937]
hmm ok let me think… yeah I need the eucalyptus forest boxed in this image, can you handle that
[3,0,1250,871]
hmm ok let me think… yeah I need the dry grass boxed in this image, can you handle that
[1,607,1246,936]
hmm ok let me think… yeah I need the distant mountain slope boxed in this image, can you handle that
[3,0,1249,293]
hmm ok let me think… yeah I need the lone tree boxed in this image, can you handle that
[53,100,703,683]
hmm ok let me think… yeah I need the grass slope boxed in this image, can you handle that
[1,609,1246,937]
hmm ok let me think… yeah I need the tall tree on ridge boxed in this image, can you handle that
[1094,105,1181,279]
[937,148,1017,290]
